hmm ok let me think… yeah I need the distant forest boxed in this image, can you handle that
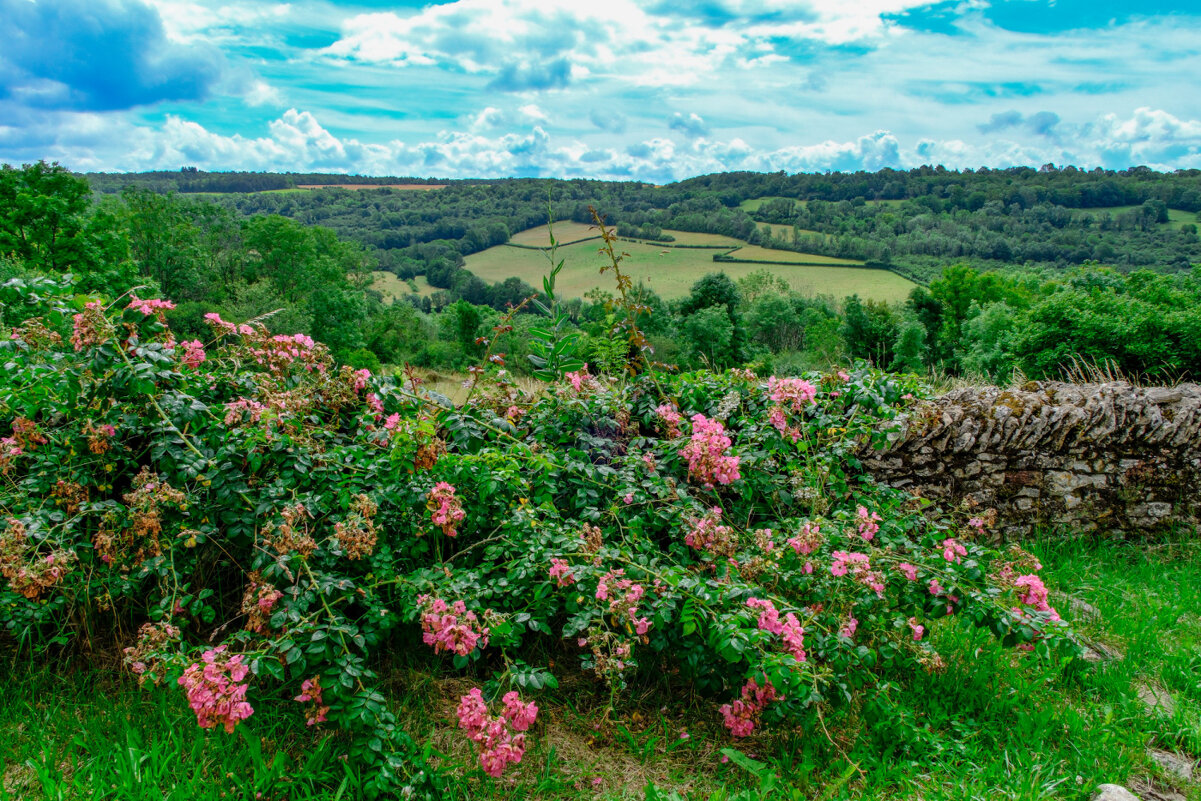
[5,161,1200,384]
[87,166,1201,293]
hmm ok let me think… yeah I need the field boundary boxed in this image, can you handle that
[713,250,875,268]
[616,237,733,250]
[504,236,602,251]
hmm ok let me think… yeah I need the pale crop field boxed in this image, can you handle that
[509,222,601,247]
[371,270,437,302]
[723,244,865,266]
[464,239,915,302]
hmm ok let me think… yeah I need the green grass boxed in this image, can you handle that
[464,239,914,303]
[371,270,436,302]
[1071,205,1196,229]
[510,222,601,247]
[6,537,1196,800]
[738,197,798,212]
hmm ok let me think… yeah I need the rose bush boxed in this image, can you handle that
[0,276,1075,797]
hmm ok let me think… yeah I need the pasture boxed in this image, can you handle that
[464,237,915,302]
[371,270,437,302]
[509,222,601,247]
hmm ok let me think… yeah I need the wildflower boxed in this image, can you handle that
[177,645,254,733]
[179,340,206,368]
[564,365,594,394]
[71,301,109,351]
[767,376,817,412]
[786,520,822,556]
[224,398,267,426]
[680,414,740,488]
[294,676,330,726]
[501,691,538,731]
[549,558,576,587]
[840,617,858,638]
[855,506,881,541]
[719,678,778,738]
[655,404,682,438]
[684,507,737,559]
[830,551,885,597]
[927,578,945,596]
[428,482,466,537]
[896,562,919,581]
[457,688,535,777]
[746,598,805,661]
[942,538,967,563]
[907,617,925,641]
[418,595,490,656]
[1013,574,1061,621]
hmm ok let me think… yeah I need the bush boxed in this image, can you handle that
[0,277,1077,797]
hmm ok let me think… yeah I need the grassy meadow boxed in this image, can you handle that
[4,535,1197,801]
[370,270,437,302]
[466,230,915,303]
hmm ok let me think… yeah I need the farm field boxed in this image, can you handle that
[1073,205,1197,228]
[509,221,600,246]
[296,184,448,191]
[723,243,865,265]
[754,223,823,241]
[622,229,744,247]
[371,270,436,301]
[464,238,915,302]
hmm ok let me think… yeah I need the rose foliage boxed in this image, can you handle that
[0,277,1075,796]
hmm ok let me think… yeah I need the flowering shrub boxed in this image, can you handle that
[0,277,1077,798]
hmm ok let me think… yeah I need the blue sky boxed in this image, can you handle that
[2,0,1200,181]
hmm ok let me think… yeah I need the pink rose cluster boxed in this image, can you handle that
[564,365,594,394]
[127,295,176,321]
[680,414,741,488]
[177,645,254,734]
[456,688,538,777]
[684,507,734,557]
[429,481,466,537]
[942,538,967,563]
[655,404,683,438]
[831,550,885,597]
[418,595,490,657]
[746,597,805,662]
[179,340,206,369]
[786,520,822,556]
[294,676,330,727]
[1013,574,1060,621]
[856,506,881,541]
[719,677,778,737]
[548,558,575,587]
[224,398,267,426]
[767,376,817,411]
[595,569,652,635]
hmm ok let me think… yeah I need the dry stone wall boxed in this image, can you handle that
[861,381,1201,538]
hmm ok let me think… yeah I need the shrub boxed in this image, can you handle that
[0,276,1076,797]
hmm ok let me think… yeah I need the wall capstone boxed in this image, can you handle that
[861,381,1201,538]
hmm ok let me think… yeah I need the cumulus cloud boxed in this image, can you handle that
[978,109,1060,136]
[668,113,710,139]
[590,110,628,133]
[0,0,226,111]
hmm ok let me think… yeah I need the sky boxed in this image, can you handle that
[2,0,1200,182]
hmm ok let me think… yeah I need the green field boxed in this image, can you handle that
[722,243,864,265]
[1072,205,1196,228]
[509,222,600,247]
[738,196,795,212]
[464,238,915,302]
[645,229,743,247]
[371,270,436,302]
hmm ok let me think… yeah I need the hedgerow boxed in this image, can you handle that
[0,274,1075,797]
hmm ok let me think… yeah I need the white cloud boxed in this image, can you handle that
[13,106,1197,182]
